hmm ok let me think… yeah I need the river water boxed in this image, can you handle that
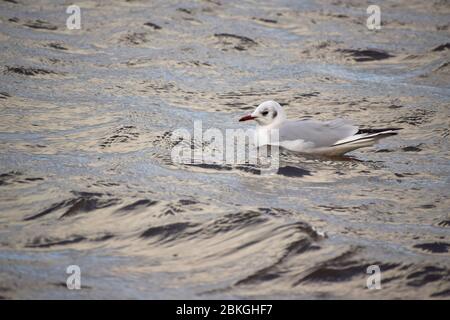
[0,0,449,299]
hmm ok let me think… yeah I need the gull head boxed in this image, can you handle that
[239,100,286,126]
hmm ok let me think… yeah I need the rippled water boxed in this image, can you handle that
[0,0,449,299]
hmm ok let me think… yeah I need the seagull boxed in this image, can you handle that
[239,100,400,156]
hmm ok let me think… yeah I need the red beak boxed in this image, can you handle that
[239,114,256,122]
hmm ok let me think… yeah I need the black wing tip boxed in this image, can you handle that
[357,127,403,134]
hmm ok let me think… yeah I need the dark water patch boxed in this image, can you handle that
[0,171,43,186]
[298,152,360,163]
[119,32,150,46]
[268,221,323,242]
[177,8,192,14]
[24,177,44,182]
[118,199,158,212]
[1,0,449,300]
[403,54,421,60]
[289,221,323,240]
[277,166,311,177]
[317,204,362,214]
[214,33,257,51]
[327,13,349,19]
[74,191,104,197]
[218,88,287,103]
[152,130,202,157]
[26,232,115,248]
[0,92,11,99]
[0,286,11,300]
[417,204,435,209]
[163,204,185,216]
[178,60,212,67]
[395,109,435,126]
[418,60,450,79]
[389,104,404,109]
[431,288,450,297]
[413,242,450,254]
[121,199,197,218]
[0,171,22,186]
[258,207,294,218]
[433,61,450,73]
[394,172,418,178]
[406,266,448,287]
[124,58,151,67]
[147,150,174,168]
[23,19,58,31]
[438,220,450,227]
[301,260,403,286]
[432,43,450,52]
[337,49,394,62]
[293,91,320,100]
[438,128,449,138]
[171,152,280,177]
[5,66,59,76]
[204,0,221,5]
[60,195,119,219]
[357,127,402,134]
[51,282,92,290]
[26,235,86,248]
[202,211,267,235]
[222,102,252,110]
[91,181,120,187]
[187,163,233,171]
[140,222,200,243]
[24,199,70,221]
[46,42,68,50]
[237,238,312,285]
[22,142,47,149]
[92,233,115,242]
[294,249,360,285]
[253,17,277,24]
[143,22,162,30]
[152,130,180,147]
[141,81,176,93]
[235,164,261,175]
[402,145,422,152]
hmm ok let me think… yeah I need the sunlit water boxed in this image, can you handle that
[0,0,449,299]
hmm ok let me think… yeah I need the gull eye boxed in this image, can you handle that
[261,110,269,116]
